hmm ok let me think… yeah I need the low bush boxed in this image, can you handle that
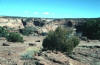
[43,27,80,54]
[20,26,38,36]
[6,32,23,42]
[21,47,40,60]
[0,26,8,37]
[0,26,24,42]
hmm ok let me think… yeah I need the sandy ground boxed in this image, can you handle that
[79,40,100,47]
[0,36,44,65]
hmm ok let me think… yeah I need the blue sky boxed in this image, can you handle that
[0,0,100,18]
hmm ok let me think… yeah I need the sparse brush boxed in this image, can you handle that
[20,26,38,36]
[20,47,40,60]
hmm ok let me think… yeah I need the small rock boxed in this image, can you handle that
[47,50,52,53]
[29,43,36,46]
[2,43,9,46]
[35,40,40,42]
[37,61,47,65]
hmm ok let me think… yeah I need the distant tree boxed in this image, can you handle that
[34,20,46,27]
[81,19,100,40]
[20,26,38,36]
[67,21,73,27]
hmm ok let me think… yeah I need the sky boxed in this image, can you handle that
[0,0,100,18]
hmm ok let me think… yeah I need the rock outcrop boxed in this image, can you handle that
[0,17,24,29]
[0,16,89,31]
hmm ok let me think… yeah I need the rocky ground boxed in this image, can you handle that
[0,36,44,65]
[72,40,100,65]
[0,36,91,65]
[34,51,88,65]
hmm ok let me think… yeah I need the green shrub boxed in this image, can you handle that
[43,27,80,54]
[80,19,100,40]
[20,26,38,36]
[34,20,46,27]
[6,32,23,42]
[0,26,8,37]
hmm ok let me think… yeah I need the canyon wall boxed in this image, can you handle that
[0,16,96,32]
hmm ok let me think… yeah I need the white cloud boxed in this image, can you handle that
[33,11,55,16]
[42,12,49,15]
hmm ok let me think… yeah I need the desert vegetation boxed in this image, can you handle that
[34,20,46,27]
[6,32,23,42]
[21,47,40,60]
[79,19,100,40]
[0,26,23,42]
[43,27,80,54]
[20,26,38,36]
[0,26,8,37]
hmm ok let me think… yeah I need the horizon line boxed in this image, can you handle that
[0,15,100,19]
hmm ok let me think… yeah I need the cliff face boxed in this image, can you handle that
[0,17,58,33]
[0,16,95,31]
[0,17,24,29]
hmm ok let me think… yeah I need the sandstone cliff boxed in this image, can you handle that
[0,17,24,29]
[0,16,97,32]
